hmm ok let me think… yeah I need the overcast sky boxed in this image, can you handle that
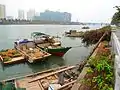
[0,0,119,23]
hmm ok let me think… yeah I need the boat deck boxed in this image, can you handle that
[16,45,51,63]
[37,42,61,48]
[16,77,44,90]
[15,66,76,90]
[4,56,25,64]
[37,43,51,48]
[37,44,62,49]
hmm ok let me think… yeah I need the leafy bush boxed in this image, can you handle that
[81,26,111,46]
[82,42,114,90]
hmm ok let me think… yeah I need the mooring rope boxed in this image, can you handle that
[71,45,84,48]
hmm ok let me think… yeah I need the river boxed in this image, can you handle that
[0,24,104,80]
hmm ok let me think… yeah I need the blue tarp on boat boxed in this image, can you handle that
[15,39,33,44]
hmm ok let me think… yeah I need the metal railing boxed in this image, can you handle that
[112,31,120,90]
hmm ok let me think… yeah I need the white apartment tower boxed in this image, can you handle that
[0,4,6,19]
[27,9,35,20]
[18,10,25,20]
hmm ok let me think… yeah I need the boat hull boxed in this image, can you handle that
[46,47,71,57]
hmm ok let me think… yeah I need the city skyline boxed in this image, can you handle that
[1,6,72,22]
[33,10,71,22]
[0,0,119,23]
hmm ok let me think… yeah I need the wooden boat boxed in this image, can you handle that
[14,39,51,63]
[65,30,84,37]
[31,32,61,39]
[31,32,71,57]
[36,41,72,57]
[0,49,25,65]
[31,32,50,38]
[1,66,78,90]
[37,44,72,57]
[82,26,90,29]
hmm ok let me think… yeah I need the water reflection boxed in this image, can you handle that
[24,56,65,73]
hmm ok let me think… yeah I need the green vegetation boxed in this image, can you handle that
[111,6,120,25]
[81,42,114,90]
[81,26,111,46]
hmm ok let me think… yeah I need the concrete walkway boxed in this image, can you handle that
[112,29,120,90]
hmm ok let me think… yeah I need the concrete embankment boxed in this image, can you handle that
[71,32,107,90]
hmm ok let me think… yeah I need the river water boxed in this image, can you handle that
[0,24,104,80]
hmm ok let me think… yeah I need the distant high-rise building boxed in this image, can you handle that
[35,10,71,22]
[63,12,71,22]
[27,9,35,20]
[0,4,6,19]
[18,10,24,20]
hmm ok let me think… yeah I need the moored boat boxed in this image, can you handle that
[82,26,90,29]
[14,39,51,63]
[31,32,71,57]
[1,66,78,90]
[39,45,72,57]
[0,49,25,65]
[65,30,84,37]
[31,32,50,38]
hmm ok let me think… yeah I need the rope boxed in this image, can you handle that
[71,45,84,48]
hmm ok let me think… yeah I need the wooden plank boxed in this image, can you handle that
[57,80,76,90]
[37,80,44,90]
[0,55,4,62]
[1,66,67,82]
[29,66,76,83]
[16,47,30,57]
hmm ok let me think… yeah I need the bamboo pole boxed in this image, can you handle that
[29,66,76,83]
[57,80,76,90]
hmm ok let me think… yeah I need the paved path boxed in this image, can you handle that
[115,30,120,40]
[112,29,120,90]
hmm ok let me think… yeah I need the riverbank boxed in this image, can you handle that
[0,19,80,25]
[71,26,113,90]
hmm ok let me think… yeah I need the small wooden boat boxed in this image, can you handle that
[31,32,71,57]
[14,39,51,63]
[1,66,78,90]
[65,30,83,37]
[36,41,71,57]
[31,32,50,38]
[0,49,25,65]
[38,44,72,57]
[82,26,90,29]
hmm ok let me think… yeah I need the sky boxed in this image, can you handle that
[0,0,119,23]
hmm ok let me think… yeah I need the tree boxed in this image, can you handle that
[111,6,120,25]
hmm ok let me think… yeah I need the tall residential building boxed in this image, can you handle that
[0,4,6,19]
[63,12,71,22]
[18,10,25,20]
[36,10,71,22]
[27,9,35,20]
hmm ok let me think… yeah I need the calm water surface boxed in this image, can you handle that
[0,25,103,80]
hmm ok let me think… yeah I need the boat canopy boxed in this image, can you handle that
[15,39,33,44]
[31,32,49,38]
